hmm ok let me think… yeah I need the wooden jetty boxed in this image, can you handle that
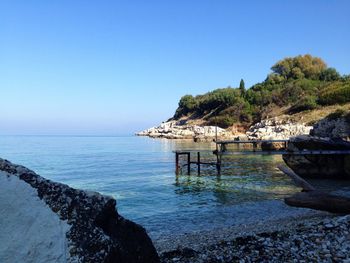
[216,139,289,152]
[174,139,350,175]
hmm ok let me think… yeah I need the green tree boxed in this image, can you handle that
[266,73,284,84]
[174,95,198,118]
[239,79,245,96]
[179,95,197,111]
[271,54,327,80]
[320,68,341,81]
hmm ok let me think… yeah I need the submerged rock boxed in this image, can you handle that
[282,135,350,179]
[0,158,159,263]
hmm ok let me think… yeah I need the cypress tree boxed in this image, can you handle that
[239,79,245,96]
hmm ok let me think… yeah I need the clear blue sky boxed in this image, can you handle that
[1,0,349,135]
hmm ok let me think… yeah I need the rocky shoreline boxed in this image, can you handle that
[246,118,312,141]
[158,214,350,262]
[136,118,313,142]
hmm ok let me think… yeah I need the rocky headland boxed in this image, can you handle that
[0,158,159,263]
[137,117,313,142]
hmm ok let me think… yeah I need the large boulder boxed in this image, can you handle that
[282,136,350,179]
[0,158,159,263]
[310,114,350,140]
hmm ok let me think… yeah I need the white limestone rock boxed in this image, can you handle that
[136,121,229,140]
[246,118,312,140]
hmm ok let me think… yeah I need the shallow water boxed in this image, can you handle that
[0,136,306,237]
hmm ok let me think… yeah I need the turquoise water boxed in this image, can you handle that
[0,136,300,238]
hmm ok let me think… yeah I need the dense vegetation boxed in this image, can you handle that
[173,54,350,128]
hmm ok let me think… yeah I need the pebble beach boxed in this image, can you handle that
[158,214,350,262]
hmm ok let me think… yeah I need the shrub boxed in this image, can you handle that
[206,115,237,128]
[265,73,285,84]
[199,88,241,111]
[318,81,350,105]
[248,78,323,107]
[217,100,252,121]
[288,96,318,114]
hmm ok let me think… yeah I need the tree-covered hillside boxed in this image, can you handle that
[173,55,350,128]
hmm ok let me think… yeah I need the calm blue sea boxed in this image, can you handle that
[0,136,303,238]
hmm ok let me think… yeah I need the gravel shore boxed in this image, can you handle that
[157,213,350,262]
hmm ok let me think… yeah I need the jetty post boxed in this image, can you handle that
[216,154,221,175]
[175,152,179,174]
[187,153,191,175]
[175,151,191,175]
[215,124,222,175]
[197,151,201,175]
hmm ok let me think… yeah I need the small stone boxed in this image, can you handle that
[324,223,334,229]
